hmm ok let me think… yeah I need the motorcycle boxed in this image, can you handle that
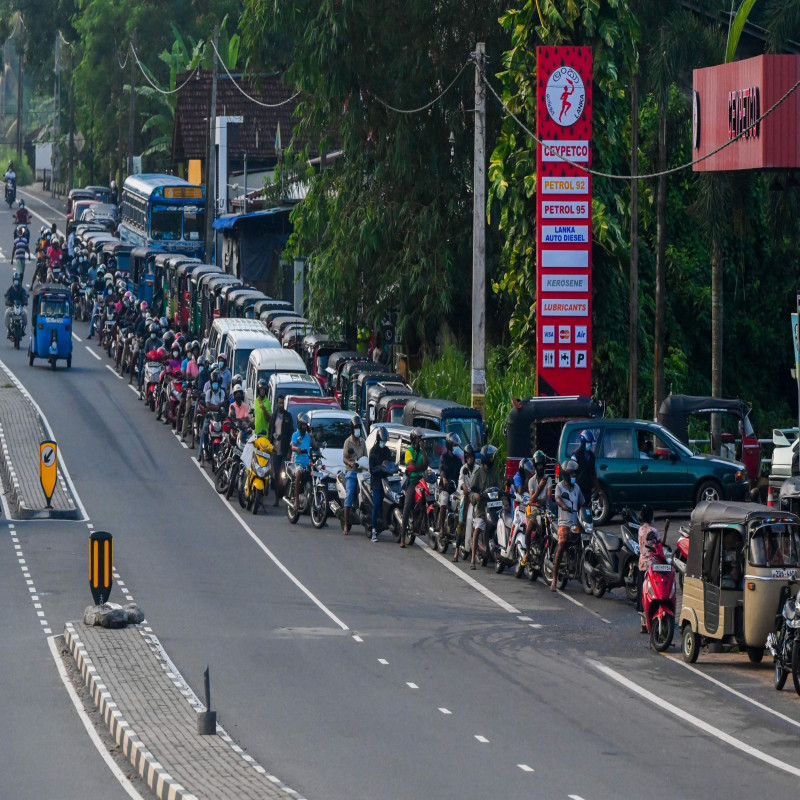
[430,477,460,554]
[5,180,16,208]
[236,431,271,515]
[459,487,503,565]
[7,302,25,349]
[140,350,166,411]
[284,451,315,523]
[581,516,641,600]
[157,370,185,426]
[494,491,529,575]
[100,308,116,353]
[208,415,230,473]
[641,532,676,652]
[766,585,800,694]
[543,505,591,590]
[357,461,402,539]
[672,525,689,591]
[215,421,248,499]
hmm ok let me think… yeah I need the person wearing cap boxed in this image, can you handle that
[552,460,585,591]
[228,383,250,422]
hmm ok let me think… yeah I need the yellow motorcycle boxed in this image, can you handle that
[237,433,273,515]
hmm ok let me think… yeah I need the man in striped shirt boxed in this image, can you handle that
[12,230,29,278]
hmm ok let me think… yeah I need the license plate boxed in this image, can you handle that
[487,500,502,508]
[772,568,798,579]
[651,564,672,573]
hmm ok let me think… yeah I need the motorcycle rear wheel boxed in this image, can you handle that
[237,474,248,509]
[251,488,263,516]
[225,463,240,500]
[592,577,607,599]
[214,465,230,495]
[581,567,594,596]
[311,486,328,529]
[436,532,449,555]
[775,660,788,691]
[287,485,300,524]
[650,615,674,652]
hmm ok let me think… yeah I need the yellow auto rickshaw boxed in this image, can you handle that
[680,501,800,664]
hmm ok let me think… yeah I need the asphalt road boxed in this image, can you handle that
[3,186,800,799]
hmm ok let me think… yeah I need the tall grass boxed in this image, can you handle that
[411,343,537,465]
[0,147,33,186]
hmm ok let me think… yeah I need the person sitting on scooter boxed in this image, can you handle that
[342,418,367,535]
[229,383,250,423]
[454,444,478,562]
[4,273,27,337]
[369,427,392,542]
[437,433,462,545]
[216,352,232,392]
[401,428,429,548]
[552,460,586,591]
[469,445,502,570]
[290,413,317,513]
[521,452,551,567]
[13,199,30,227]
[637,505,669,631]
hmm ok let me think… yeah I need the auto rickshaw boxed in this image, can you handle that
[29,283,73,369]
[680,500,800,664]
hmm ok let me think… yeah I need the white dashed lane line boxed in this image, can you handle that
[85,346,101,360]
[8,522,52,635]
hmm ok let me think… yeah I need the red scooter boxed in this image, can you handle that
[140,348,166,411]
[642,533,676,652]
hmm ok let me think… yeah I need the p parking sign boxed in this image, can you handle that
[39,440,58,508]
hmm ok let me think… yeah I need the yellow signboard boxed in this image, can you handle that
[39,440,57,507]
[163,186,203,200]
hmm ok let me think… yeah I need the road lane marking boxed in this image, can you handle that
[406,682,418,689]
[518,764,534,772]
[589,658,800,778]
[0,358,88,520]
[378,659,389,665]
[47,635,146,800]
[439,708,452,715]
[665,654,800,731]
[352,634,363,643]
[105,364,123,379]
[568,795,586,800]
[192,459,350,631]
[518,615,533,621]
[17,188,65,220]
[414,538,521,614]
[474,735,489,743]
[72,332,82,342]
[128,384,139,395]
[85,346,101,360]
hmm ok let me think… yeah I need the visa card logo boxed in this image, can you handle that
[542,326,555,344]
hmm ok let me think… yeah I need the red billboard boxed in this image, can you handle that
[693,55,800,171]
[536,47,593,396]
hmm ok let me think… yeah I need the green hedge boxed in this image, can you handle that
[0,147,33,186]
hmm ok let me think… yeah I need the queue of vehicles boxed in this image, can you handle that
[18,175,800,691]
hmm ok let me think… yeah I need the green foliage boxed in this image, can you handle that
[0,145,32,184]
[411,343,537,463]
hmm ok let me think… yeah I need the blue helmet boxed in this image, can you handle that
[579,429,595,444]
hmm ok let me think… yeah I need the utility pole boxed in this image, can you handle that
[128,30,136,177]
[52,33,60,197]
[68,45,75,190]
[470,42,486,415]
[16,45,23,164]
[628,70,639,418]
[204,25,220,265]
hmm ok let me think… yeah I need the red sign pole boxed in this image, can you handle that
[536,47,593,396]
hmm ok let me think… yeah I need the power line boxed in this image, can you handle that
[210,40,301,108]
[480,65,800,181]
[130,43,199,95]
[369,59,472,114]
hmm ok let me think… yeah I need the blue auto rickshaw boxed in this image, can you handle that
[29,283,73,369]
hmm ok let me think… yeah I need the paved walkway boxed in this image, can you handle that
[65,621,305,800]
[0,362,80,519]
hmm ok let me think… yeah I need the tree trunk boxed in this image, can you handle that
[711,238,723,453]
[653,103,667,419]
[628,71,639,418]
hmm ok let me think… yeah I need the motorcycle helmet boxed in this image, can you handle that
[231,373,243,388]
[533,450,547,466]
[171,345,181,359]
[256,378,267,393]
[185,341,193,355]
[140,300,148,313]
[480,444,497,467]
[217,353,227,365]
[464,443,475,460]
[191,340,200,353]
[159,316,168,329]
[18,199,23,209]
[156,346,168,360]
[210,369,220,382]
[411,426,424,444]
[579,429,595,445]
[232,383,244,397]
[174,334,186,352]
[148,323,159,336]
[163,330,176,350]
[445,433,461,450]
[520,457,533,474]
[376,426,389,446]
[297,412,309,433]
[561,459,579,475]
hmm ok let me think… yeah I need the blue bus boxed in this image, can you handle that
[119,174,205,258]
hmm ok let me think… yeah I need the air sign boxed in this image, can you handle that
[536,47,593,396]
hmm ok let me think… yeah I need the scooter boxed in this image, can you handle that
[140,350,166,410]
[460,487,503,565]
[237,431,271,515]
[285,451,316,523]
[543,505,591,590]
[642,532,676,652]
[215,421,249,500]
[494,491,529,575]
[5,180,16,208]
[332,456,370,531]
[582,518,641,599]
[672,525,689,590]
[357,461,402,539]
[432,478,460,554]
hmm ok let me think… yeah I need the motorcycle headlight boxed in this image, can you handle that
[254,463,269,478]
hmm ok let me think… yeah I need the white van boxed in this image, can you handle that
[245,348,308,405]
[205,318,271,363]
[267,372,323,411]
[223,328,282,380]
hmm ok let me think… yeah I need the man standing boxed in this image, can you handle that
[254,379,271,436]
[571,429,599,507]
[269,395,294,506]
[469,445,501,569]
[342,418,367,535]
[12,230,29,278]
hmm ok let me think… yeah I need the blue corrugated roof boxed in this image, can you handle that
[212,207,291,230]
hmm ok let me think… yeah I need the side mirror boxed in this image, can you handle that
[774,429,791,448]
